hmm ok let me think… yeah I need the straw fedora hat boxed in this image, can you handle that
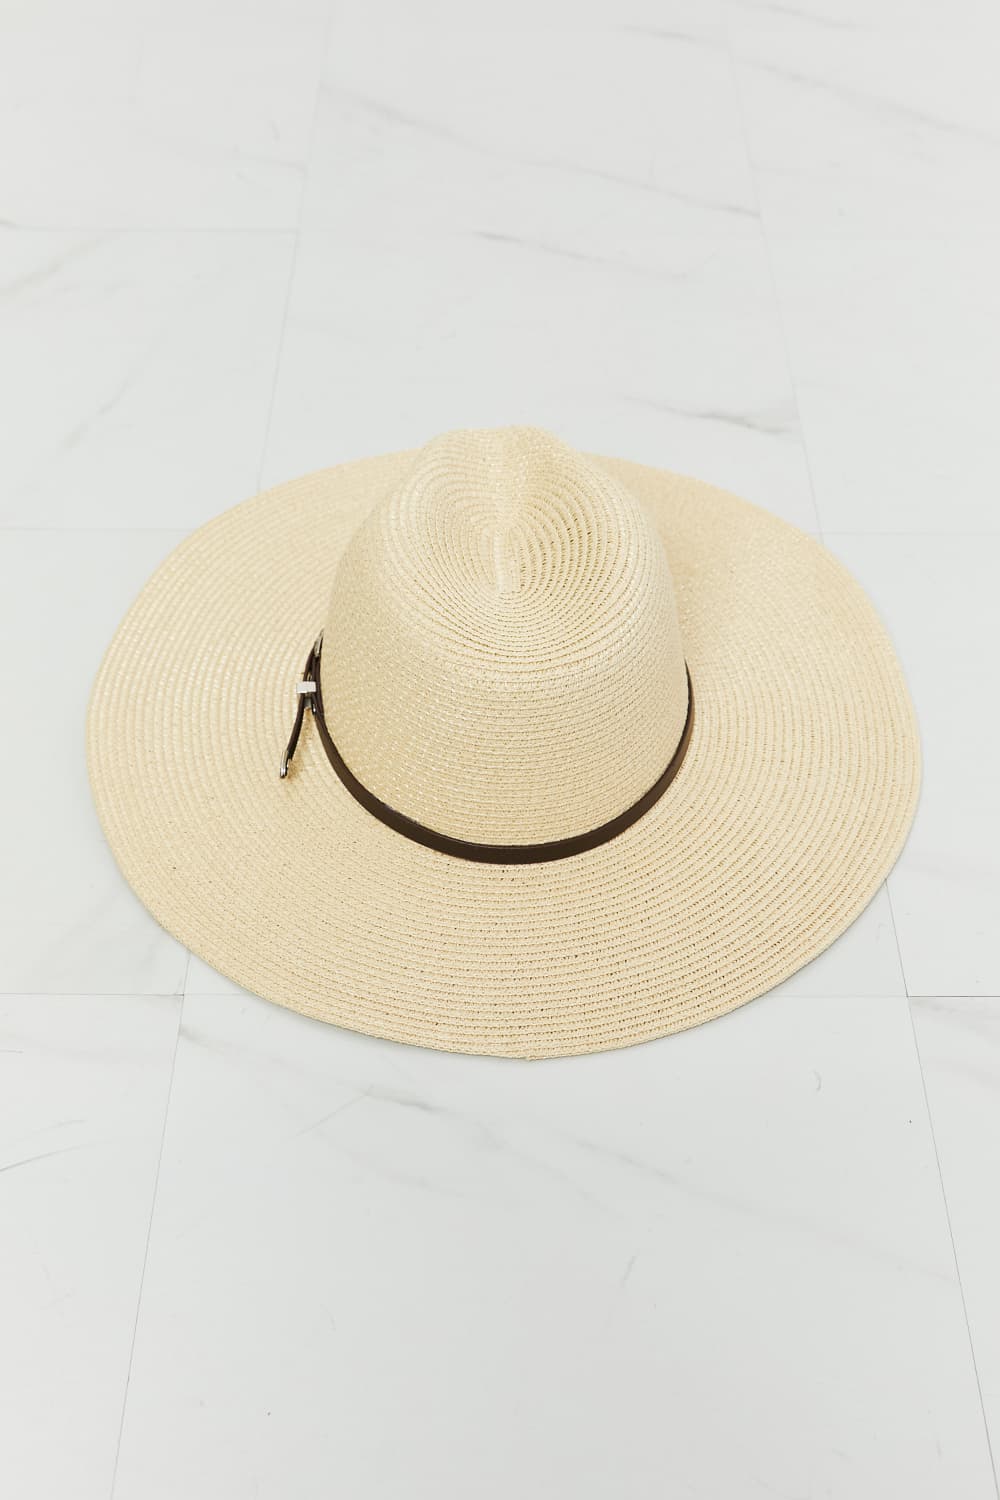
[87,427,919,1059]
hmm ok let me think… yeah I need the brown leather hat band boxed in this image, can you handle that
[281,634,694,864]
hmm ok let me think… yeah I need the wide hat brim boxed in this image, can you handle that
[87,452,919,1059]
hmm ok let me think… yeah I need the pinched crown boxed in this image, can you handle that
[321,428,688,845]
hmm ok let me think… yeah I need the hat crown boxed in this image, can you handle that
[321,427,688,844]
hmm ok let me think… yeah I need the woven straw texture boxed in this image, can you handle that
[87,428,920,1059]
[323,431,688,842]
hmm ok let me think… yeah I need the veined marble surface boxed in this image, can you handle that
[2,1,999,1496]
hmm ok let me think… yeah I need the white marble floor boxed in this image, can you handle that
[1,1,998,1495]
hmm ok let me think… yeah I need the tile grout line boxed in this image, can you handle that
[727,5,917,1021]
[875,704,991,1473]
[253,2,336,495]
[720,5,826,541]
[883,880,912,1001]
[96,10,334,1468]
[888,870,999,1492]
[906,990,1000,1498]
[177,948,192,999]
[108,991,184,1500]
[729,12,996,1481]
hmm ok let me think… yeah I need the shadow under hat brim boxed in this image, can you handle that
[86,452,920,1059]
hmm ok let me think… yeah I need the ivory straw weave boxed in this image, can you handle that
[323,431,689,843]
[87,428,920,1059]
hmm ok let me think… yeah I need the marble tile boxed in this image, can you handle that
[0,230,294,529]
[327,0,727,31]
[911,998,1000,1415]
[0,0,330,23]
[2,0,719,25]
[112,991,993,1498]
[0,15,328,229]
[0,530,188,995]
[828,535,1000,998]
[768,237,1000,533]
[305,14,755,244]
[725,0,1000,32]
[184,955,245,997]
[261,230,819,529]
[730,14,1000,235]
[0,993,180,1500]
